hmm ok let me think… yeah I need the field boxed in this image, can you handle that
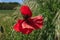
[0,7,55,40]
[0,2,60,40]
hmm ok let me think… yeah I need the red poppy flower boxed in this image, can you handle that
[13,5,43,34]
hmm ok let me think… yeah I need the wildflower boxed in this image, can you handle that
[13,5,43,34]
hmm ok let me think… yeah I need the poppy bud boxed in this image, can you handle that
[20,5,32,18]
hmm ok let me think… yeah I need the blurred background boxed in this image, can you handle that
[0,0,60,40]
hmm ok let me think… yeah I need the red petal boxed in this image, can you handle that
[21,28,33,34]
[20,5,32,17]
[13,20,33,34]
[31,15,43,29]
[13,20,23,32]
[21,15,43,30]
[13,23,20,32]
[20,21,34,34]
[22,21,35,30]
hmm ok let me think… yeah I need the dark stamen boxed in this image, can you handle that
[23,15,30,20]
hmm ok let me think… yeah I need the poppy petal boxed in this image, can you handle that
[22,21,35,30]
[21,28,33,34]
[13,20,23,32]
[20,5,32,17]
[13,20,33,34]
[31,15,43,29]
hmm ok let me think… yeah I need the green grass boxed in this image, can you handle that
[0,10,15,40]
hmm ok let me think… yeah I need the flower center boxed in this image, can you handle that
[23,15,31,20]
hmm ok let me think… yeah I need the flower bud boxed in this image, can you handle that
[20,5,32,18]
